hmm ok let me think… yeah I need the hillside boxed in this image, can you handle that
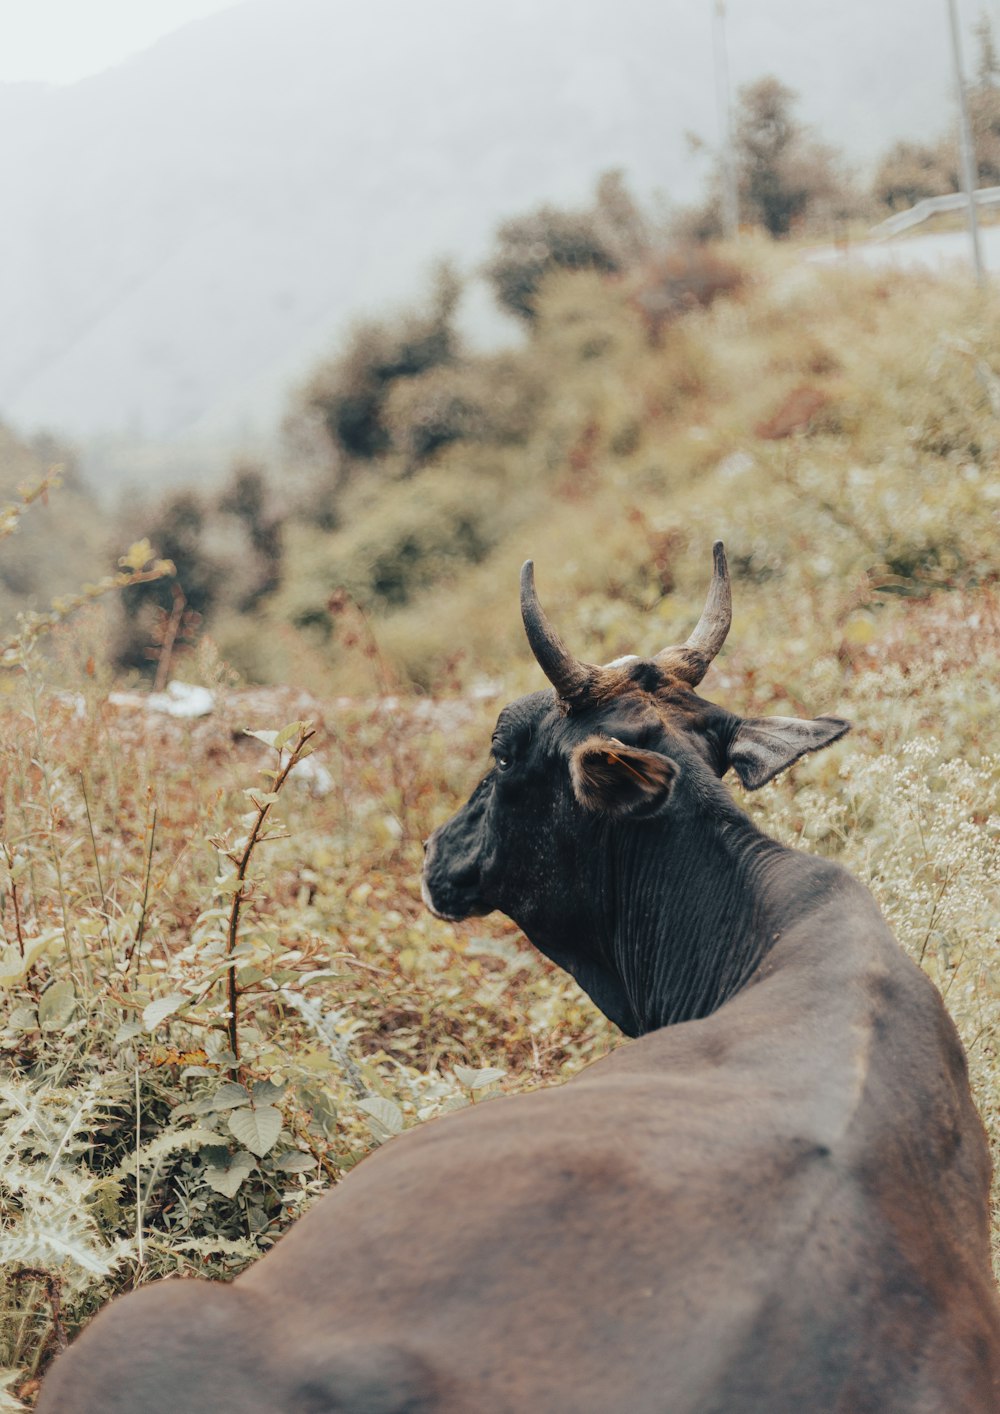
[196,241,999,700]
[0,0,965,458]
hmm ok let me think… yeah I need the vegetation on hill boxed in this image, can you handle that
[174,232,998,702]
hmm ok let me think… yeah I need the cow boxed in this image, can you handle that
[38,545,1000,1413]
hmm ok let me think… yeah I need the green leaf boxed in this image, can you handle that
[299,1082,338,1137]
[243,728,279,747]
[142,992,187,1031]
[188,1082,251,1115]
[0,929,61,987]
[201,1147,256,1198]
[252,1079,286,1105]
[228,1104,282,1157]
[114,1020,144,1044]
[357,1096,404,1141]
[269,968,301,987]
[274,721,306,750]
[113,1126,225,1179]
[6,1005,37,1031]
[453,1064,507,1091]
[245,791,280,808]
[166,1234,258,1260]
[277,1150,315,1174]
[38,979,76,1031]
[118,537,153,572]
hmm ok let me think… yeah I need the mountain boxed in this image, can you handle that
[0,0,962,461]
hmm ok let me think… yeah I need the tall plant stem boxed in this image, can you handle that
[225,728,315,1068]
[80,773,114,973]
[124,805,157,978]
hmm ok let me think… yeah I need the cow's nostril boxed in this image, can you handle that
[422,838,429,853]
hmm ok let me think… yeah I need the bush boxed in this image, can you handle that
[630,247,745,345]
[292,265,461,472]
[734,77,854,237]
[871,140,957,214]
[484,207,622,324]
[328,472,501,612]
[382,355,542,471]
[113,466,286,677]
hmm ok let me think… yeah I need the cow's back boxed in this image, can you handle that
[37,913,1000,1414]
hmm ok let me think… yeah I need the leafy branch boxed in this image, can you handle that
[1,538,175,668]
[0,470,63,544]
[216,722,317,1069]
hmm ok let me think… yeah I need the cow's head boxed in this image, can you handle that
[422,544,848,1033]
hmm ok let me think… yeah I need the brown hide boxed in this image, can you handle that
[37,883,1000,1412]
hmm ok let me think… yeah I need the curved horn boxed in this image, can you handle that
[654,541,732,686]
[520,561,596,705]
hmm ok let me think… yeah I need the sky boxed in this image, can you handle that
[6,0,1000,87]
[2,0,241,84]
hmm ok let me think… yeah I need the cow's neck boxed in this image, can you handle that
[597,783,838,1035]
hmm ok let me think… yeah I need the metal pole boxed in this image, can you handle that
[712,0,739,239]
[947,0,986,284]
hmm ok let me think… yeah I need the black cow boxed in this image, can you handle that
[38,546,1000,1413]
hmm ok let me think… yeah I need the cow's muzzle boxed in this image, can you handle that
[420,829,491,922]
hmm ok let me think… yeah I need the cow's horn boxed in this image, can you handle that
[520,561,596,704]
[654,541,732,685]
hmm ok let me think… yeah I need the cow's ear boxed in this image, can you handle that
[571,737,679,818]
[727,715,850,791]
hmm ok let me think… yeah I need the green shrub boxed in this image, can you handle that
[382,354,543,471]
[484,206,622,324]
[292,264,461,469]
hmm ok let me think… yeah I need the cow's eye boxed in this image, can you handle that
[492,743,512,771]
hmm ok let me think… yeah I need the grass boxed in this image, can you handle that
[1,244,999,1404]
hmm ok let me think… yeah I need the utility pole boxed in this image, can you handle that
[947,0,987,284]
[712,0,739,239]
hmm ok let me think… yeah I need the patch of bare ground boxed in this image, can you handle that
[90,684,489,769]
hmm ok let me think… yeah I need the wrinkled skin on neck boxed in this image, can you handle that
[423,676,837,1036]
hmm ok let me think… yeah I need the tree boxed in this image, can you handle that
[733,77,848,237]
[675,77,855,240]
[869,17,1000,215]
[975,11,999,85]
[591,168,651,267]
[114,491,221,673]
[296,263,461,469]
[484,188,625,323]
[970,14,1000,185]
[217,463,283,611]
[871,139,957,213]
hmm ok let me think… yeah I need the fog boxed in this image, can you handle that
[0,0,992,480]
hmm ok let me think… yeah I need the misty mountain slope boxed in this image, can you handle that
[0,0,708,444]
[0,0,958,446]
